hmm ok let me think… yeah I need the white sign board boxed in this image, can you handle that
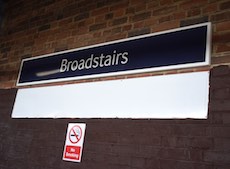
[63,123,86,162]
[12,71,209,119]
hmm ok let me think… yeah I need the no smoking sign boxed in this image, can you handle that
[69,125,82,144]
[63,123,86,162]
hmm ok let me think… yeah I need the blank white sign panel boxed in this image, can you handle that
[12,71,209,119]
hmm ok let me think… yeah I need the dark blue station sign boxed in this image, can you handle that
[17,23,211,86]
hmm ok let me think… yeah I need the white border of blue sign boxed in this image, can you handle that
[16,22,211,86]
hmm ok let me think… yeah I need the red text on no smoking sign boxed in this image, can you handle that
[63,123,86,163]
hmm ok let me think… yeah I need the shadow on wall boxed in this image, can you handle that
[0,66,230,169]
[0,0,4,29]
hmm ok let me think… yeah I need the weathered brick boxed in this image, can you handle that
[211,11,230,22]
[38,24,51,32]
[128,27,150,37]
[74,12,89,21]
[210,99,230,111]
[132,11,151,22]
[89,22,107,31]
[91,6,109,16]
[152,5,177,16]
[0,0,230,169]
[213,32,230,43]
[173,11,186,20]
[153,20,179,32]
[159,15,171,23]
[223,113,230,124]
[203,3,218,14]
[215,21,230,32]
[211,126,230,138]
[188,149,204,161]
[191,137,213,149]
[172,125,208,137]
[219,1,230,10]
[109,1,129,11]
[187,7,201,17]
[158,148,189,160]
[211,65,230,77]
[131,157,145,168]
[212,88,230,99]
[160,0,173,6]
[216,43,230,53]
[112,17,127,26]
[133,21,145,29]
[180,16,209,27]
[204,151,230,164]
[214,138,230,151]
[212,55,230,66]
[179,0,207,10]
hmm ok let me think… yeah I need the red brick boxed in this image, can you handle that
[180,16,208,26]
[145,158,160,169]
[213,32,230,43]
[172,125,208,137]
[144,17,158,26]
[212,88,230,99]
[216,21,230,32]
[133,21,145,29]
[158,15,171,23]
[89,22,107,32]
[122,24,132,31]
[135,4,147,13]
[211,65,229,77]
[214,138,230,151]
[212,55,230,65]
[161,136,189,148]
[179,0,207,10]
[216,43,230,53]
[158,148,189,160]
[189,149,203,161]
[110,1,129,11]
[153,21,179,32]
[74,12,90,21]
[91,6,109,16]
[211,126,230,137]
[152,5,177,16]
[209,112,223,124]
[173,11,186,20]
[132,11,151,22]
[204,151,230,164]
[203,3,218,14]
[147,1,160,10]
[105,33,126,41]
[131,157,145,168]
[210,99,230,111]
[129,0,143,5]
[111,17,128,26]
[113,9,125,17]
[187,7,201,17]
[219,1,230,10]
[94,15,105,23]
[160,0,173,6]
[211,11,230,22]
[190,137,213,149]
[210,76,230,90]
[223,113,230,124]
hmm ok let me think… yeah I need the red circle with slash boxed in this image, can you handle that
[68,125,82,144]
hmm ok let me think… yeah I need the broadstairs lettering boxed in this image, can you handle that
[60,50,129,72]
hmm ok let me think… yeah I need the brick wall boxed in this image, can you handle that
[0,65,230,169]
[0,0,230,168]
[0,0,230,88]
